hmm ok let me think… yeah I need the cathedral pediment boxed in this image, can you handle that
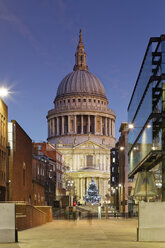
[73,140,106,150]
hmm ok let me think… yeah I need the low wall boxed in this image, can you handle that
[0,203,16,243]
[16,204,50,231]
[35,206,52,222]
[138,202,165,241]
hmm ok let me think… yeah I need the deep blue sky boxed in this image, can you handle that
[0,0,164,142]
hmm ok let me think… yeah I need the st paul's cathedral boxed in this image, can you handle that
[47,30,115,204]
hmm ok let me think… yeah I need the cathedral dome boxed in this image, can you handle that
[55,29,107,101]
[56,70,106,99]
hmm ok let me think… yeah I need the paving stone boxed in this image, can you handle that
[0,219,165,248]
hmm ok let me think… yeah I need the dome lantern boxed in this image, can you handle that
[73,29,88,72]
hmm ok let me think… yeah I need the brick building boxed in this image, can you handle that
[33,142,63,201]
[32,154,45,206]
[0,99,8,201]
[8,120,32,203]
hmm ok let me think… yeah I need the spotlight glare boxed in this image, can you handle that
[129,123,134,129]
[0,87,9,97]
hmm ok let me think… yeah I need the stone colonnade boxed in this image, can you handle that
[48,115,115,138]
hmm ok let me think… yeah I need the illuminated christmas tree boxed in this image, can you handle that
[84,179,101,204]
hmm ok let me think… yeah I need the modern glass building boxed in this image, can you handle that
[128,35,165,202]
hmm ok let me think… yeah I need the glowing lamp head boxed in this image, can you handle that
[129,123,134,129]
[0,87,8,97]
[120,146,124,151]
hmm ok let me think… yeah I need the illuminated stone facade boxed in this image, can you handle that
[0,99,8,201]
[47,31,115,203]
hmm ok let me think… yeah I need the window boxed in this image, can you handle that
[68,99,70,103]
[60,101,62,104]
[112,177,115,182]
[98,100,100,103]
[23,162,26,186]
[83,99,86,102]
[73,99,75,102]
[86,155,93,167]
[89,99,91,102]
[112,167,114,172]
[112,157,115,163]
[38,145,42,150]
[94,99,96,103]
[78,99,81,102]
[101,101,103,104]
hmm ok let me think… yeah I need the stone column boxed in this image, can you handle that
[94,115,96,134]
[100,117,103,135]
[112,120,115,137]
[81,115,83,134]
[88,115,90,133]
[74,115,77,134]
[48,120,51,138]
[87,178,89,190]
[83,178,85,199]
[52,118,55,136]
[111,119,113,137]
[108,118,111,136]
[54,117,56,136]
[100,178,103,197]
[49,119,52,136]
[57,117,60,135]
[62,116,64,135]
[98,177,100,194]
[105,117,107,136]
[68,115,70,134]
[81,178,83,200]
[77,179,79,200]
[104,156,106,171]
[51,119,54,136]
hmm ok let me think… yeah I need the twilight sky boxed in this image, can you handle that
[0,0,164,142]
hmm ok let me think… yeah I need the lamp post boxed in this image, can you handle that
[66,179,75,207]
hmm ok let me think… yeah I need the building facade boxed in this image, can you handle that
[128,35,165,203]
[33,142,63,201]
[47,31,116,204]
[8,120,32,203]
[118,122,131,216]
[0,99,8,201]
[110,146,119,209]
[32,154,46,206]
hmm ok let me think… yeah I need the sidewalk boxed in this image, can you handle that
[1,218,165,248]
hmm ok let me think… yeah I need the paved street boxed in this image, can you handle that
[1,218,165,248]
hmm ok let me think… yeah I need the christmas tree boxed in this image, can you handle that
[84,179,101,204]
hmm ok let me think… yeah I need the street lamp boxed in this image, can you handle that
[66,179,75,206]
[119,146,124,151]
